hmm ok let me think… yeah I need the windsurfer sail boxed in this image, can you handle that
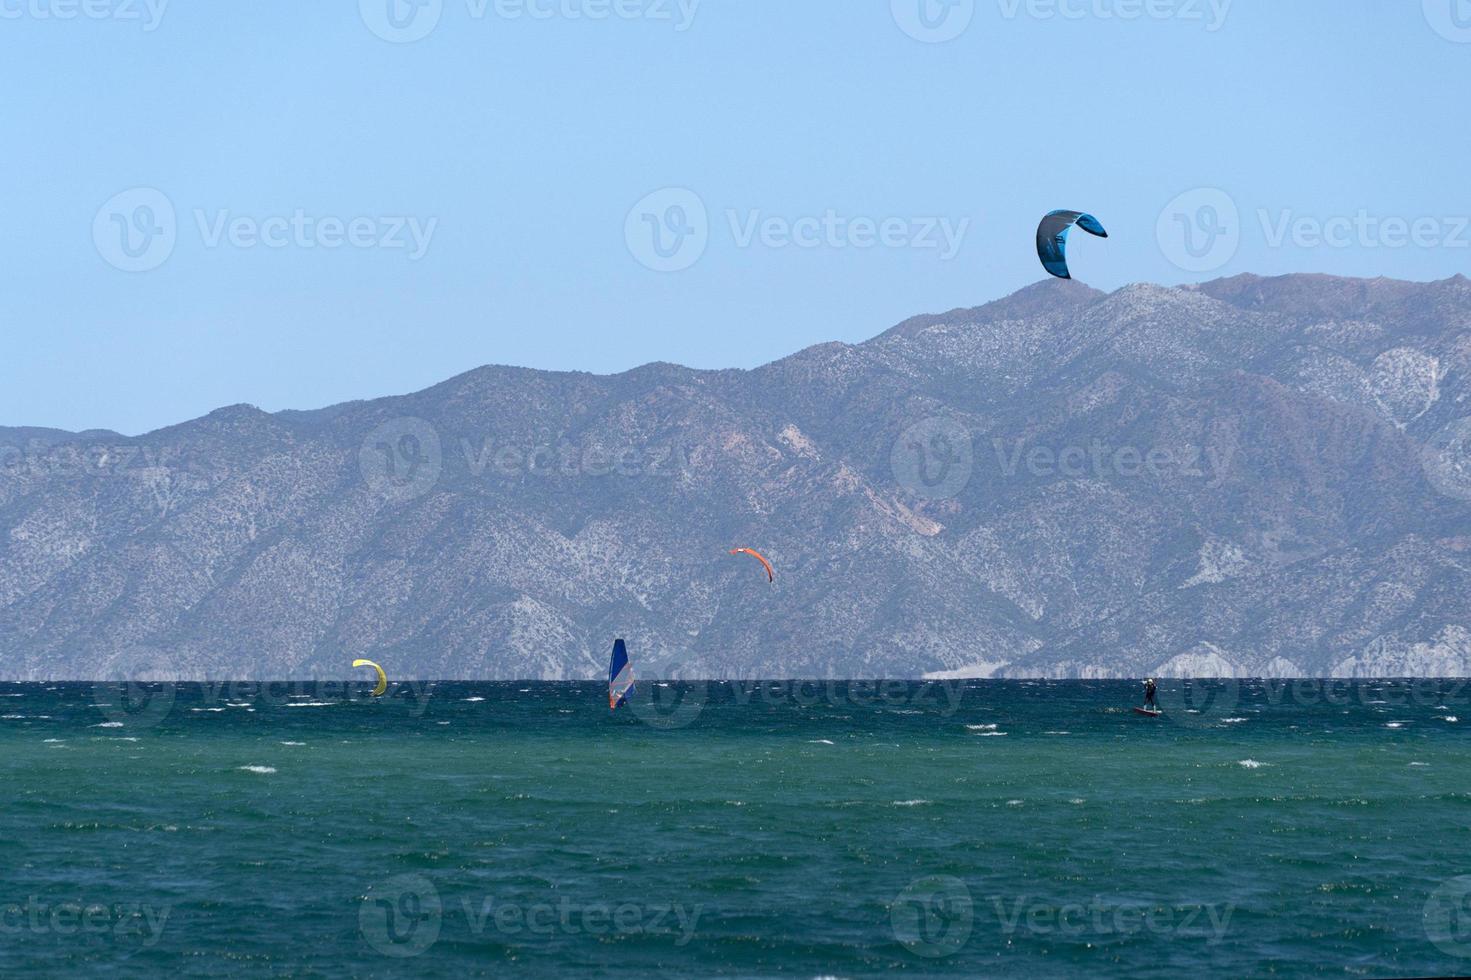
[608,639,635,710]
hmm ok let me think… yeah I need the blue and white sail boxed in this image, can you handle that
[608,639,635,710]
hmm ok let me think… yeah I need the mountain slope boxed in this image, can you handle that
[2,274,1469,680]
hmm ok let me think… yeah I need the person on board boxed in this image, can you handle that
[1143,678,1158,711]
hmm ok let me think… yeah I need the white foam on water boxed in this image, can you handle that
[1410,762,1431,767]
[892,800,930,807]
[972,731,1007,737]
[191,707,226,713]
[1044,731,1070,735]
[1221,717,1248,724]
[966,723,998,731]
[43,739,63,743]
[808,739,835,745]
[284,702,334,708]
[463,697,486,702]
[238,765,277,774]
[1443,716,1459,723]
[1238,759,1265,769]
[1006,799,1024,806]
[279,741,306,746]
[92,722,125,728]
[1385,722,1407,729]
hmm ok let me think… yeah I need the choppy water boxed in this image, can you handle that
[4,678,1471,978]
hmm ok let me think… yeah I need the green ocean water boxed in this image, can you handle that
[4,678,1471,978]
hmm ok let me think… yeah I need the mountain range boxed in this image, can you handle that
[3,272,1470,681]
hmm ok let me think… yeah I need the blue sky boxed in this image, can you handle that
[2,1,1468,434]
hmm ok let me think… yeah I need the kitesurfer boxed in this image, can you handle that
[1143,678,1158,711]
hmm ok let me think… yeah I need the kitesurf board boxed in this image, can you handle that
[1132,707,1163,717]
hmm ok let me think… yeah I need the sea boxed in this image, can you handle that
[3,677,1471,978]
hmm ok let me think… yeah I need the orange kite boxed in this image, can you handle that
[729,548,774,583]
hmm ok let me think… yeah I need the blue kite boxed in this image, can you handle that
[1036,210,1108,279]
